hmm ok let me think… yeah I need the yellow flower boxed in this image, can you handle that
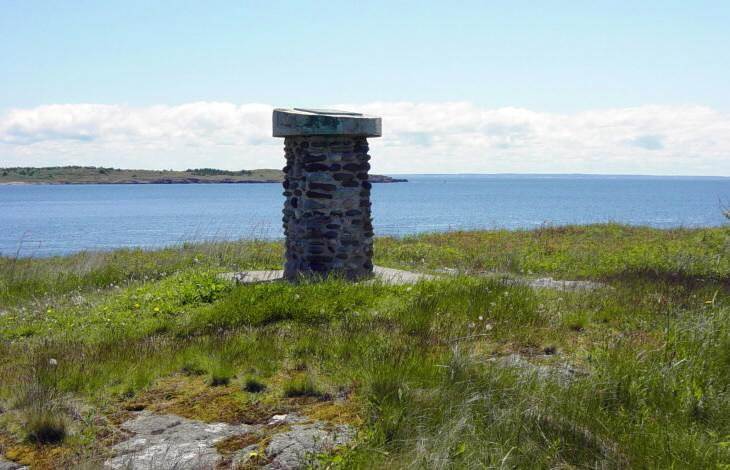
[46,309,53,314]
[153,307,160,312]
[134,303,140,309]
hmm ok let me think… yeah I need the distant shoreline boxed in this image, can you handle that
[0,179,281,185]
[0,166,408,185]
[0,177,408,185]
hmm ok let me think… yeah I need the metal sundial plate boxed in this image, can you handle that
[293,108,363,116]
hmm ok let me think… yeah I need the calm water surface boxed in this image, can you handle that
[1,175,728,257]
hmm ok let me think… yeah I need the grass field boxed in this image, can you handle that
[0,224,729,468]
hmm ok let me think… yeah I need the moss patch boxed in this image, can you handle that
[1,433,73,469]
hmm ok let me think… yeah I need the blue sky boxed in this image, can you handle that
[1,1,730,174]
[3,0,729,111]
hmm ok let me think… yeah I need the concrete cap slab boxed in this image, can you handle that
[273,108,381,137]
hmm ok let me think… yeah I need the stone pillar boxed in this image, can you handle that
[273,108,382,281]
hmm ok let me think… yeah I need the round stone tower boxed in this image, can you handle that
[273,108,382,281]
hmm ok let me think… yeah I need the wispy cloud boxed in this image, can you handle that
[1,102,729,175]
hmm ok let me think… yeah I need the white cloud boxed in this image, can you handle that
[1,102,729,175]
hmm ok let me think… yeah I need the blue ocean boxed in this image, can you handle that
[1,175,728,257]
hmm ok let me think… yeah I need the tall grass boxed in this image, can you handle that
[0,225,728,467]
[0,239,282,307]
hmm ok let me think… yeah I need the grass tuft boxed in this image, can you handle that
[283,374,323,398]
[208,366,233,387]
[25,409,67,444]
[243,376,267,393]
[180,357,208,376]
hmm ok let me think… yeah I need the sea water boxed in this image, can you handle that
[1,175,728,257]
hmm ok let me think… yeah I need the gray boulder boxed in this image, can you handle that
[105,411,258,470]
[105,411,355,470]
[0,457,27,470]
[264,422,355,469]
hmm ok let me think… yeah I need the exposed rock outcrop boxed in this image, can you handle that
[104,411,355,470]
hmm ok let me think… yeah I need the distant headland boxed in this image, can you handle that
[0,166,407,185]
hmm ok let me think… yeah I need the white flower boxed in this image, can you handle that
[48,358,58,366]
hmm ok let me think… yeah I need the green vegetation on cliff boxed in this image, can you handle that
[0,225,728,467]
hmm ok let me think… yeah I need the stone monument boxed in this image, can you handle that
[273,108,382,280]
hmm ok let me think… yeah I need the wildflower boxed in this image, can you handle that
[134,303,141,309]
[478,315,484,321]
[153,306,160,312]
[48,358,58,366]
[46,309,53,314]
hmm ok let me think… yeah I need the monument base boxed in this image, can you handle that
[221,266,436,285]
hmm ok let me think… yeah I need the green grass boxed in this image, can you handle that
[242,376,267,393]
[0,224,729,468]
[24,411,66,445]
[282,374,324,398]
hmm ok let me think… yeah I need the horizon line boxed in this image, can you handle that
[383,172,730,179]
[1,166,728,179]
